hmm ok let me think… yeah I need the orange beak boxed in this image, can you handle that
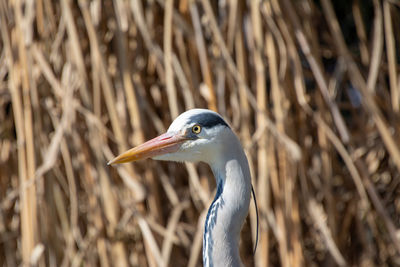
[107,132,188,165]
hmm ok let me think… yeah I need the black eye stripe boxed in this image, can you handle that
[189,113,230,129]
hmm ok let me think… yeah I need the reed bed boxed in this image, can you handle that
[1,0,400,266]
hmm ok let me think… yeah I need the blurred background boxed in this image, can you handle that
[1,0,400,266]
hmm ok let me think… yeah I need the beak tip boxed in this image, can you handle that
[107,159,114,165]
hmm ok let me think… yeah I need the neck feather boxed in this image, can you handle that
[202,146,251,267]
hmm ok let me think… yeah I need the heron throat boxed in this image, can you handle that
[202,153,251,267]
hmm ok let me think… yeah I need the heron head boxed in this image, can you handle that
[108,109,233,165]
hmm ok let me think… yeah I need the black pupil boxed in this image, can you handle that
[194,126,200,132]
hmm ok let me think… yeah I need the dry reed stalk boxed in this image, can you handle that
[145,217,180,245]
[112,0,145,146]
[352,0,370,66]
[61,0,90,107]
[188,211,206,267]
[267,12,295,267]
[250,1,269,266]
[164,0,179,118]
[80,3,131,266]
[130,0,193,110]
[53,183,74,267]
[200,0,256,110]
[356,160,400,253]
[79,0,127,151]
[234,10,251,146]
[268,138,289,267]
[80,141,111,267]
[174,30,196,109]
[145,169,164,224]
[161,201,189,264]
[234,4,260,265]
[189,1,217,111]
[201,0,301,161]
[367,0,384,94]
[308,200,347,266]
[1,2,37,265]
[383,0,399,112]
[16,5,38,267]
[320,0,400,174]
[280,0,369,203]
[226,0,238,53]
[138,216,165,267]
[317,109,336,240]
[282,0,350,144]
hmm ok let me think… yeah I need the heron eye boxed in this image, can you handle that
[192,125,202,134]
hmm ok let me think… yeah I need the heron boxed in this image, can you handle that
[108,109,258,267]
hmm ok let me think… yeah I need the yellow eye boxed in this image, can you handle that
[192,125,202,134]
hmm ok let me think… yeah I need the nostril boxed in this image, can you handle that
[159,133,174,141]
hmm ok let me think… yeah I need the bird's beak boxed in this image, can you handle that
[107,132,188,165]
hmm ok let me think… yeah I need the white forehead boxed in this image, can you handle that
[167,109,225,132]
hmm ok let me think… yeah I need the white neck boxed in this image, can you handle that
[202,137,251,267]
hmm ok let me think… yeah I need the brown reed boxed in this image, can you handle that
[1,1,399,266]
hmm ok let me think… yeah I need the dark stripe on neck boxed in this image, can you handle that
[203,179,225,266]
[189,113,230,129]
